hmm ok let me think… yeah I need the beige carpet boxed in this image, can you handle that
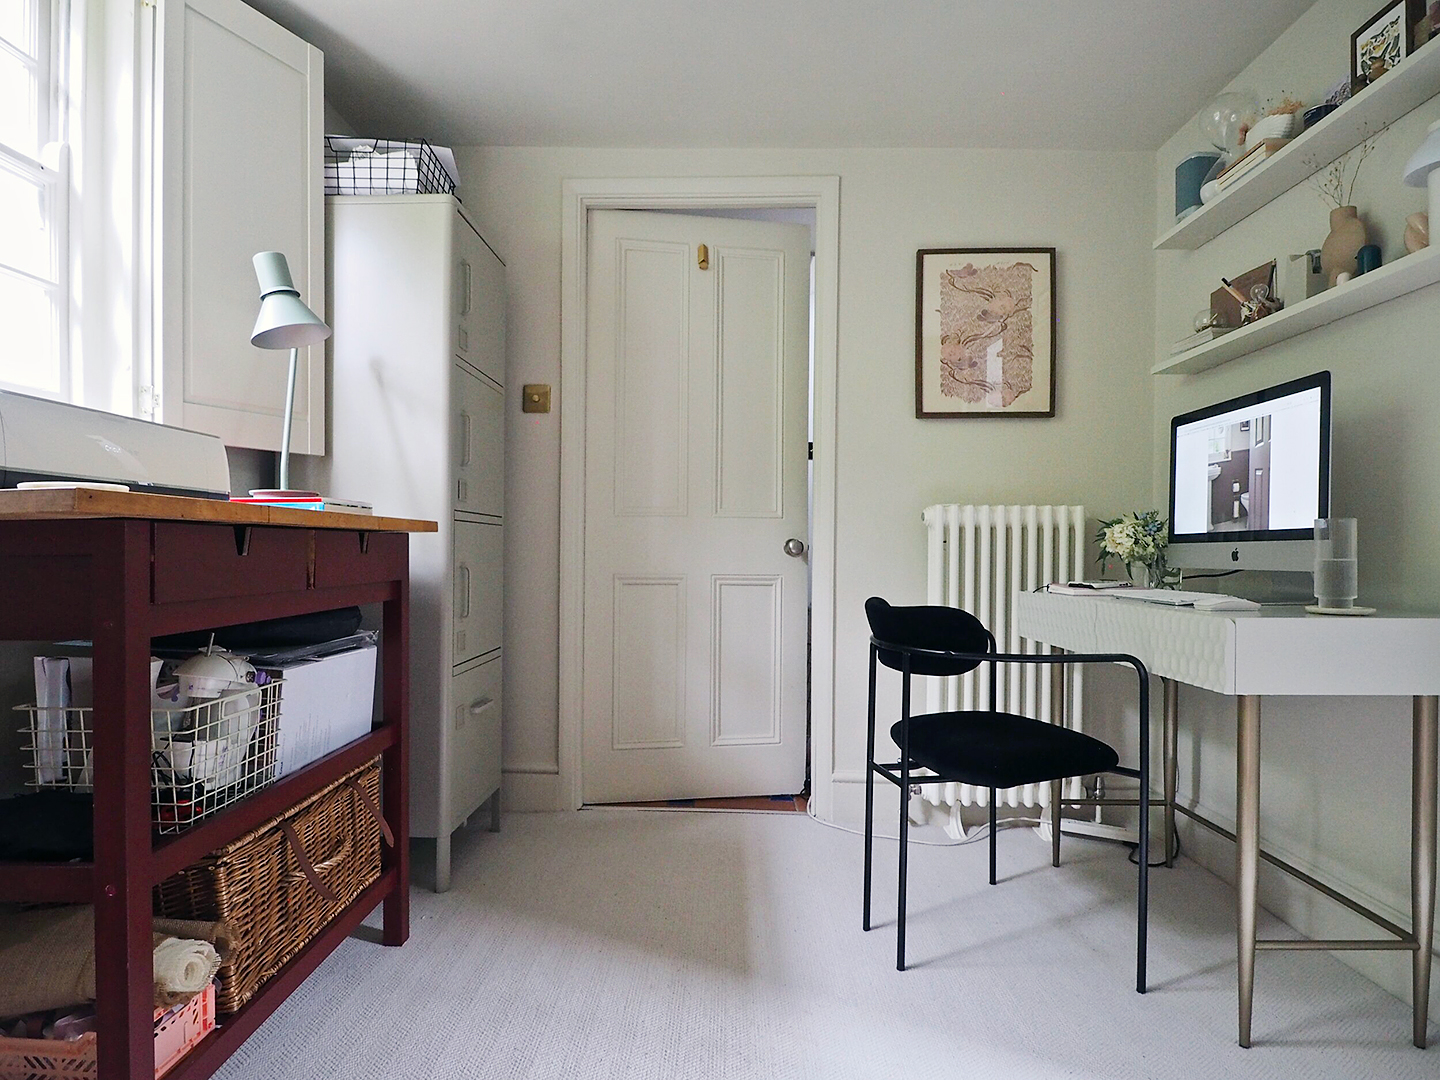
[215,809,1435,1079]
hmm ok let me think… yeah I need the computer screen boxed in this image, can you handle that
[1168,372,1330,566]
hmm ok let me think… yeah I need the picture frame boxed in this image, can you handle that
[1351,0,1422,94]
[914,247,1056,418]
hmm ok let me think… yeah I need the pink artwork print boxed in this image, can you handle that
[936,261,1036,408]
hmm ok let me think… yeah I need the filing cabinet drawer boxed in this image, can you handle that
[152,523,310,604]
[448,653,502,826]
[312,530,407,589]
[452,520,502,665]
[452,366,504,516]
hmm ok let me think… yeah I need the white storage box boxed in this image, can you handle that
[261,642,378,776]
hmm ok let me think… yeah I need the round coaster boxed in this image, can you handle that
[1305,604,1377,616]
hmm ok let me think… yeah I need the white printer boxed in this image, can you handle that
[0,389,231,498]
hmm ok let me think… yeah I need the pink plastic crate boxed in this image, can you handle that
[0,983,216,1080]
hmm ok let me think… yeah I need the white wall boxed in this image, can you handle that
[451,146,1156,817]
[1153,0,1440,1014]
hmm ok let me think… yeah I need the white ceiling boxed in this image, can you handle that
[249,0,1317,150]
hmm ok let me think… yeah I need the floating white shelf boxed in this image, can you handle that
[1153,247,1440,375]
[1155,45,1440,251]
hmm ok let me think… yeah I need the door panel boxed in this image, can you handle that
[449,654,502,827]
[453,366,503,516]
[582,210,810,803]
[453,520,503,665]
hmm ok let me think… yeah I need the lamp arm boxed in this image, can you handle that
[279,345,298,490]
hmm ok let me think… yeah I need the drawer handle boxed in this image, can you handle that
[459,260,472,316]
[468,697,494,714]
[459,410,472,467]
[456,563,472,619]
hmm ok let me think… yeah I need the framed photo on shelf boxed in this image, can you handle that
[914,247,1056,418]
[1351,0,1422,93]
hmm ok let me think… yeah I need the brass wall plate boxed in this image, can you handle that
[522,384,552,413]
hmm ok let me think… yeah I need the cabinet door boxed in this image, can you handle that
[454,214,505,386]
[452,366,504,516]
[449,654,502,826]
[156,0,325,453]
[453,520,503,665]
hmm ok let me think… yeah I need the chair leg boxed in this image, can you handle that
[863,762,875,932]
[988,788,997,886]
[897,772,909,971]
[1051,778,1062,867]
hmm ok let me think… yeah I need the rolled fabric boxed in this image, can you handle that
[0,907,228,1017]
[151,935,221,1009]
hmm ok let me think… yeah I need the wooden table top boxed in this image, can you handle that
[0,488,437,532]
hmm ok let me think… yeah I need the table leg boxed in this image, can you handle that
[1236,694,1262,1048]
[90,521,156,1080]
[382,577,411,944]
[1163,678,1178,868]
[1051,648,1065,867]
[1413,695,1437,1049]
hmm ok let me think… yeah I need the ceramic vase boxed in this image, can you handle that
[1321,206,1367,286]
[1405,211,1430,253]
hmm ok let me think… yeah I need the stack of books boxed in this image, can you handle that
[1170,325,1235,355]
[1214,138,1291,192]
[231,490,374,514]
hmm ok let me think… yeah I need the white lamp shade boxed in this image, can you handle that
[250,251,331,349]
[1403,119,1440,187]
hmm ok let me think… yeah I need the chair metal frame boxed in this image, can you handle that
[863,629,1152,991]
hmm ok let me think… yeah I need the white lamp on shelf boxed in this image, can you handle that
[1403,118,1440,228]
[249,251,331,494]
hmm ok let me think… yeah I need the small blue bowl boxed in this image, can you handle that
[1303,103,1338,129]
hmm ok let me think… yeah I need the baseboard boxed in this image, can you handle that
[501,768,566,812]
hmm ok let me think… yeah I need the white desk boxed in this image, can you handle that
[1015,591,1439,1048]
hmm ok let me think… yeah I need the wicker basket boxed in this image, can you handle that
[153,759,388,1014]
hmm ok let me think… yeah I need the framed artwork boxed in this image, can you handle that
[914,247,1056,418]
[1351,0,1421,92]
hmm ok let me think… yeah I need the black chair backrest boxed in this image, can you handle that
[864,597,993,677]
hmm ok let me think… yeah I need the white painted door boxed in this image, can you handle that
[583,210,810,803]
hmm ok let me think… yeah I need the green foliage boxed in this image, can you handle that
[1095,510,1181,588]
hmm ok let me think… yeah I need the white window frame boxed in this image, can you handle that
[0,0,71,402]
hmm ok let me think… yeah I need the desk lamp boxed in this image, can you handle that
[250,251,331,492]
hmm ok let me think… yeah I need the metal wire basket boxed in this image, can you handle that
[16,681,283,834]
[323,137,457,196]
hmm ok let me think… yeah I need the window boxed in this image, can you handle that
[0,0,67,399]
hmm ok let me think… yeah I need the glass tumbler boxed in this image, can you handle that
[1313,517,1358,609]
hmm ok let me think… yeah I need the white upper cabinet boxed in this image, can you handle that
[155,0,324,453]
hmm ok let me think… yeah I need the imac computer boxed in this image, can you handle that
[1167,370,1331,572]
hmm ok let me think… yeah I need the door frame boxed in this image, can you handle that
[559,175,841,818]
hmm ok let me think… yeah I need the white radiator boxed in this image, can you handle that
[921,504,1088,816]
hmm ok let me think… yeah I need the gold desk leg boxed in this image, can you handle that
[1236,694,1261,1048]
[1413,695,1437,1049]
[1163,678,1178,868]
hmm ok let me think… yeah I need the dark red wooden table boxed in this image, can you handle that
[0,489,435,1080]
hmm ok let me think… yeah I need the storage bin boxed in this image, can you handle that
[255,639,378,777]
[0,982,215,1080]
[16,683,283,835]
[152,759,389,1014]
[324,137,457,196]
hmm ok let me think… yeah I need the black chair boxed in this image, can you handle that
[862,596,1152,991]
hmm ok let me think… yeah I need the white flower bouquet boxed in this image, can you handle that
[1095,510,1179,588]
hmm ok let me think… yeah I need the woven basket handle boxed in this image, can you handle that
[279,820,346,903]
[278,774,397,902]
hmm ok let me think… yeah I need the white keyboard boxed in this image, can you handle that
[1112,589,1261,611]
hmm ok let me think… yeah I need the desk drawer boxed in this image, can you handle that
[152,523,310,604]
[313,530,407,589]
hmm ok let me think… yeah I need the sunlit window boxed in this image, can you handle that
[0,0,66,399]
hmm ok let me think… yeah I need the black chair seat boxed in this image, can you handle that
[890,710,1119,790]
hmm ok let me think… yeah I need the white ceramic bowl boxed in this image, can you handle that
[1244,113,1298,149]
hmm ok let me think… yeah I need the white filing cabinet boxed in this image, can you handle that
[302,194,505,891]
